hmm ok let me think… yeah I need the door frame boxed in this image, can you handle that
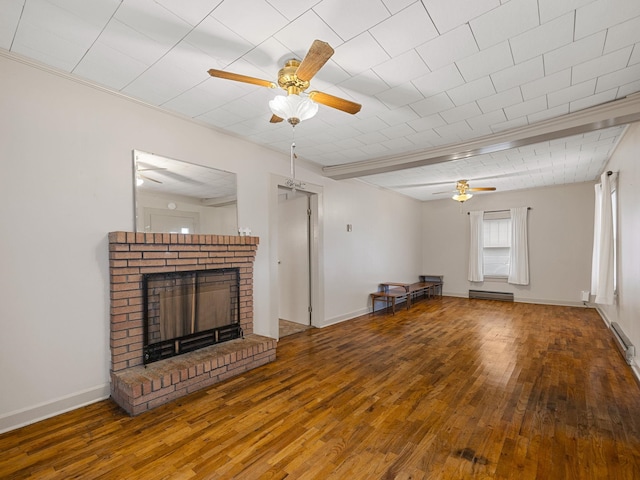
[269,174,324,334]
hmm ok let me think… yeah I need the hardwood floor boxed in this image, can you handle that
[2,297,640,479]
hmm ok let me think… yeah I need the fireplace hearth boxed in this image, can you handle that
[108,232,277,415]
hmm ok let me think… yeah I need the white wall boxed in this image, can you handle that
[0,54,423,431]
[422,181,595,305]
[598,122,640,377]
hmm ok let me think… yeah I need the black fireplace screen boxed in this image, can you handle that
[142,268,241,364]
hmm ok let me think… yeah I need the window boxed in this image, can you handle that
[483,213,511,278]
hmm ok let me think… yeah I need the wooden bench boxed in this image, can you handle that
[370,275,443,314]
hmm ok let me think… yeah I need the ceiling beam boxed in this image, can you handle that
[322,94,640,180]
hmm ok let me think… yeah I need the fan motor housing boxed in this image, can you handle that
[277,59,310,95]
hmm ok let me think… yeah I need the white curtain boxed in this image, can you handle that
[591,172,615,304]
[508,207,529,285]
[468,211,484,282]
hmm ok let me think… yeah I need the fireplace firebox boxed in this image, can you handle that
[143,267,242,364]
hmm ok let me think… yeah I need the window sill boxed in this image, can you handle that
[483,276,508,282]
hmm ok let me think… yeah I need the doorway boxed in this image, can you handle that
[278,188,311,336]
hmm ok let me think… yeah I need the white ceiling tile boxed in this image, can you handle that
[575,0,640,40]
[381,0,415,15]
[415,24,478,71]
[527,104,570,123]
[503,95,547,120]
[547,79,596,108]
[373,50,430,87]
[313,0,389,41]
[510,12,574,64]
[422,0,500,34]
[569,88,617,112]
[381,123,417,139]
[572,46,633,84]
[521,69,571,100]
[338,70,388,96]
[0,0,24,49]
[605,17,640,54]
[440,102,482,124]
[470,0,539,50]
[618,79,640,97]
[477,87,523,113]
[466,109,507,131]
[456,41,513,82]
[155,0,222,26]
[538,0,592,24]
[211,0,288,46]
[333,32,390,76]
[544,31,606,75]
[375,82,424,108]
[412,64,465,97]
[274,10,343,53]
[115,1,191,46]
[434,120,473,140]
[184,15,254,68]
[73,40,148,90]
[491,56,543,92]
[266,0,320,21]
[407,113,446,132]
[491,116,529,132]
[404,129,441,146]
[370,2,438,56]
[596,62,640,93]
[447,76,495,105]
[376,105,420,125]
[410,93,454,116]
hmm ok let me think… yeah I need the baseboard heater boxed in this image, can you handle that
[468,290,514,302]
[610,322,635,365]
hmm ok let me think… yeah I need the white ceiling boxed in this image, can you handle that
[3,0,640,201]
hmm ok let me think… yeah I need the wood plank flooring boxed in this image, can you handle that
[2,297,640,479]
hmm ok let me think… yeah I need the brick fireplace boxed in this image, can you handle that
[108,232,276,415]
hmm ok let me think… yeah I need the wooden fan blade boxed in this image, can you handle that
[208,69,276,89]
[295,40,334,82]
[308,91,361,114]
[469,187,497,191]
[270,114,284,123]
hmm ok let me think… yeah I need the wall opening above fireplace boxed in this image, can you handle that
[143,267,241,364]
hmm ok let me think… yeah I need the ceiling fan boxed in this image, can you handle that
[136,164,167,185]
[435,180,497,203]
[208,40,362,125]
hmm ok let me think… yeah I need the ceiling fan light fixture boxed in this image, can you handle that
[269,94,318,125]
[452,192,473,203]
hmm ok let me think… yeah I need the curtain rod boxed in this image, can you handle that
[467,207,531,215]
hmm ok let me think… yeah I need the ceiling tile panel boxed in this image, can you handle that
[547,79,596,108]
[410,93,455,117]
[73,40,148,90]
[0,0,24,50]
[571,46,633,84]
[569,88,617,112]
[313,0,389,41]
[440,102,483,124]
[521,69,571,100]
[332,32,390,76]
[260,0,319,21]
[422,0,500,34]
[372,50,430,87]
[456,41,513,82]
[538,0,592,24]
[491,56,544,92]
[375,82,424,108]
[604,16,640,53]
[466,109,507,131]
[370,2,438,57]
[543,31,606,75]
[211,0,288,46]
[575,0,640,40]
[415,24,478,71]
[273,10,343,53]
[447,76,496,105]
[503,95,547,120]
[510,12,575,64]
[412,64,465,98]
[380,0,415,15]
[155,0,222,26]
[114,1,191,47]
[596,63,640,94]
[477,87,523,113]
[184,15,254,68]
[470,0,539,50]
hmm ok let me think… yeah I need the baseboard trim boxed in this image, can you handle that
[0,383,110,434]
[321,307,371,328]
